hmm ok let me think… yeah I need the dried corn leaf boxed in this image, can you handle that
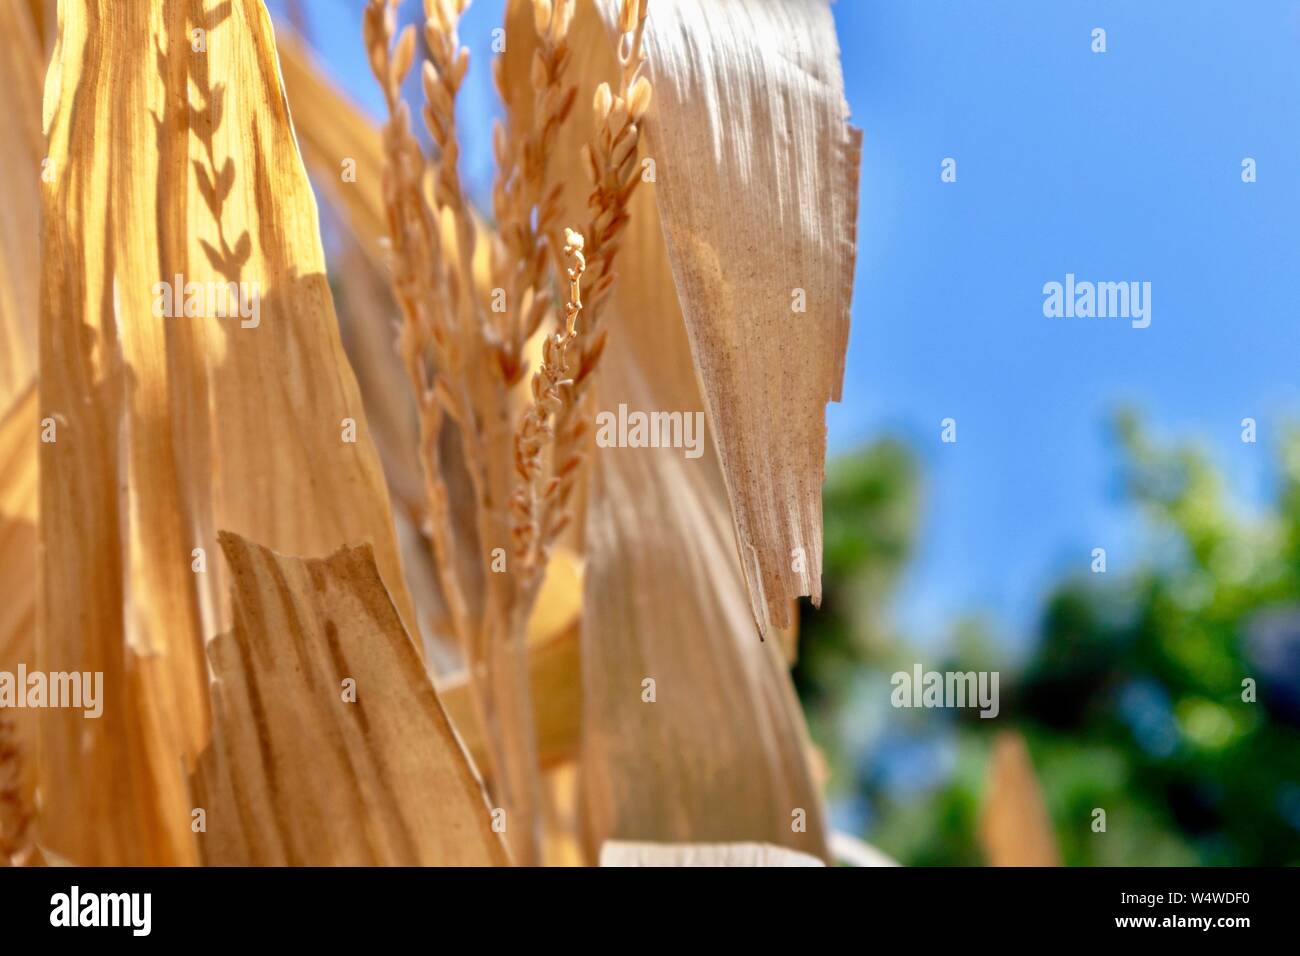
[325,224,528,669]
[437,548,582,770]
[0,0,43,414]
[331,232,426,524]
[504,0,830,861]
[540,762,584,867]
[599,840,823,867]
[280,28,580,735]
[0,711,32,865]
[299,207,444,657]
[0,388,37,736]
[38,0,414,864]
[276,39,520,658]
[0,0,44,869]
[979,731,1061,867]
[436,549,583,771]
[579,396,828,858]
[439,623,581,772]
[775,600,800,665]
[0,386,38,864]
[630,0,860,635]
[276,39,424,526]
[24,0,55,51]
[277,32,390,271]
[277,32,495,318]
[191,532,508,866]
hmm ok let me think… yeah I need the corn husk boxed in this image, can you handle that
[0,385,38,863]
[277,32,390,272]
[626,0,861,636]
[192,532,508,866]
[37,0,415,864]
[0,0,43,414]
[0,0,45,867]
[503,0,843,860]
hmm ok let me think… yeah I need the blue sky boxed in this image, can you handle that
[838,0,1300,645]
[277,0,1300,647]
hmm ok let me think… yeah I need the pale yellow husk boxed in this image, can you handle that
[631,0,861,637]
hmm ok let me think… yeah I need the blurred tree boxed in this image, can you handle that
[1017,412,1300,865]
[803,416,1300,865]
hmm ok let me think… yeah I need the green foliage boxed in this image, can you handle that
[803,417,1300,865]
[796,438,919,719]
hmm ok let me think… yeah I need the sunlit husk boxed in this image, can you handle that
[0,0,46,867]
[0,386,38,863]
[37,0,415,864]
[0,0,43,414]
[631,0,861,636]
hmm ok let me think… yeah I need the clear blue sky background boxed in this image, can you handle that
[275,0,1300,648]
